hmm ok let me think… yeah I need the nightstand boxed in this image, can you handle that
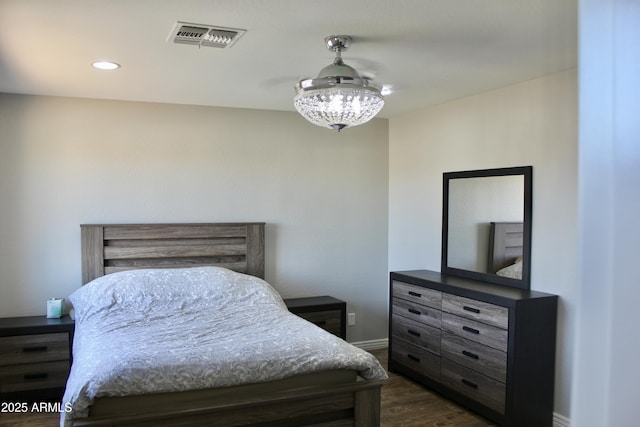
[283,296,346,340]
[0,315,75,401]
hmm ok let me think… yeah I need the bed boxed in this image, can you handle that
[488,221,524,279]
[63,222,386,427]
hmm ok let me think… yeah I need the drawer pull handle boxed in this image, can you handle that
[462,350,479,360]
[407,329,421,337]
[407,354,421,363]
[408,291,422,298]
[313,320,327,327]
[462,326,480,335]
[23,345,48,353]
[24,372,49,381]
[461,378,478,390]
[463,306,481,314]
[408,308,421,316]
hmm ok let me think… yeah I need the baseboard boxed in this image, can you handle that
[349,338,388,351]
[554,412,570,427]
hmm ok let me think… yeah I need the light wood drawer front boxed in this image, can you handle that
[296,310,342,336]
[0,361,70,393]
[392,281,441,310]
[441,333,506,383]
[392,339,440,381]
[442,294,508,330]
[0,333,69,365]
[442,313,508,352]
[392,313,441,355]
[441,359,506,415]
[392,298,441,329]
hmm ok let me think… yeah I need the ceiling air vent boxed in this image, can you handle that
[169,22,246,48]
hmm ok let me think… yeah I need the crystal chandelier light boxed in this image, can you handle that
[294,35,385,131]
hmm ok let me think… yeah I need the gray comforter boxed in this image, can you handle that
[61,267,387,426]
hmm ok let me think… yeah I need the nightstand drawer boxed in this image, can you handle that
[0,361,70,393]
[284,296,346,339]
[442,294,508,330]
[441,359,505,414]
[441,332,506,382]
[0,333,70,365]
[296,310,342,337]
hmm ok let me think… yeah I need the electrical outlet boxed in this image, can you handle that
[347,312,356,326]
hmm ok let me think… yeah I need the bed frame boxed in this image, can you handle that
[81,223,266,284]
[487,221,524,273]
[77,222,383,427]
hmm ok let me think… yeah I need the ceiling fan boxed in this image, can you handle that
[293,35,386,131]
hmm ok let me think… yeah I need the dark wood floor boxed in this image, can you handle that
[371,348,494,427]
[1,348,493,427]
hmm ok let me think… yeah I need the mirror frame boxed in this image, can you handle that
[441,166,532,290]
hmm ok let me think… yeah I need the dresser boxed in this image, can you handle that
[389,270,557,427]
[284,296,346,339]
[0,315,75,401]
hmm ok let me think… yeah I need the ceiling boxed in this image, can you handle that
[0,0,577,119]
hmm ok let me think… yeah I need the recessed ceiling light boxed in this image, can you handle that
[92,61,120,70]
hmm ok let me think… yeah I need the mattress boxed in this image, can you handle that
[61,267,387,426]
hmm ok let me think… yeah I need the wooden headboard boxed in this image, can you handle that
[81,223,265,284]
[488,221,523,273]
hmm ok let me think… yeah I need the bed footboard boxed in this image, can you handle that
[71,380,383,427]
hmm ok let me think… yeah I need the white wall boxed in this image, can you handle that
[571,0,640,425]
[388,69,577,419]
[0,94,389,343]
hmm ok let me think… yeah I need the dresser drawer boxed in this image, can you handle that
[0,360,70,393]
[392,313,441,355]
[392,298,441,329]
[0,333,70,365]
[391,339,440,381]
[441,332,506,382]
[441,359,505,414]
[296,310,342,337]
[392,281,441,310]
[442,294,508,330]
[442,312,508,352]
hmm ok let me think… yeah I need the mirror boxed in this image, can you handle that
[441,166,532,289]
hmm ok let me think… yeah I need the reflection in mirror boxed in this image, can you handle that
[447,175,524,274]
[441,166,532,290]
